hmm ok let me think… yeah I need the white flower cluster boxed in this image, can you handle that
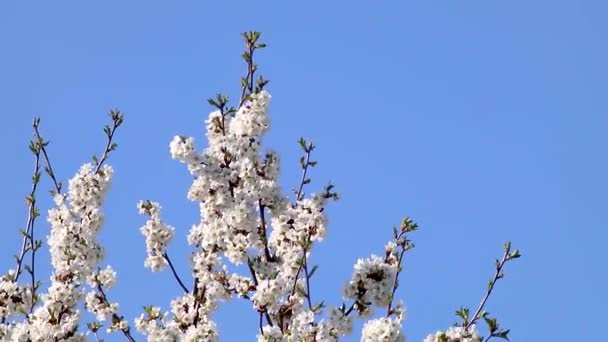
[134,304,219,342]
[344,254,399,315]
[139,90,426,341]
[85,291,118,322]
[361,316,406,342]
[141,91,364,341]
[0,271,32,319]
[138,201,175,272]
[0,163,128,341]
[256,308,354,342]
[423,325,481,342]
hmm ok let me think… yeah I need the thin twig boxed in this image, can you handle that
[302,251,313,309]
[386,219,417,317]
[289,267,302,297]
[295,148,312,202]
[258,312,264,336]
[162,253,190,294]
[13,147,41,283]
[386,234,410,317]
[239,38,256,108]
[94,110,123,174]
[32,119,62,194]
[4,129,44,321]
[466,245,515,330]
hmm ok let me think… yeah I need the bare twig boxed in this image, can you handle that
[162,252,190,294]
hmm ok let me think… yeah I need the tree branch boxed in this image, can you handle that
[162,252,190,294]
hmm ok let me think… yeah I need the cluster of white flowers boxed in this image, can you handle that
[140,90,420,341]
[138,201,175,272]
[0,271,32,319]
[0,163,131,341]
[344,254,399,315]
[361,316,406,342]
[134,304,219,342]
[423,325,481,342]
[136,90,425,342]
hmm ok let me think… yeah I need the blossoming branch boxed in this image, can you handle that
[0,32,520,342]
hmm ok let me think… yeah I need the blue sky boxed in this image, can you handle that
[1,1,606,341]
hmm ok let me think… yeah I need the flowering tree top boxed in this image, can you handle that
[0,31,520,342]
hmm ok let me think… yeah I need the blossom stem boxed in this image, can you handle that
[302,251,313,309]
[344,302,356,316]
[258,312,264,336]
[162,252,189,294]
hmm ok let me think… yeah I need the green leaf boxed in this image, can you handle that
[494,329,510,340]
[455,307,470,323]
[308,265,319,278]
[312,301,325,313]
[483,316,499,333]
[296,285,307,297]
[208,98,219,108]
[509,249,521,259]
[298,137,307,151]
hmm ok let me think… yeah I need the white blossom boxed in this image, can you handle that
[361,316,405,342]
[344,255,398,312]
[138,201,175,272]
[423,325,481,342]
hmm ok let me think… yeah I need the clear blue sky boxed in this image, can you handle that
[1,1,606,341]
